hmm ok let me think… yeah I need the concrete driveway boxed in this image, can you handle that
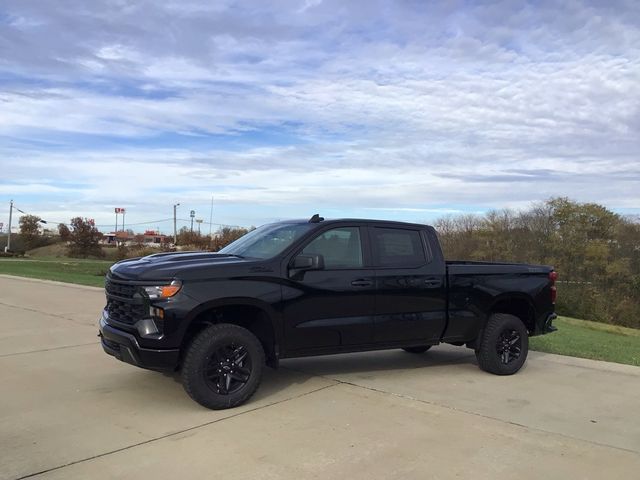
[1,275,639,480]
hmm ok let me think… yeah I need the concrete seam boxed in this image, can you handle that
[14,382,340,480]
[281,366,640,457]
[0,342,99,358]
[0,300,90,326]
[534,355,640,376]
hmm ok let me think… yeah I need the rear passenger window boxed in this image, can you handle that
[372,228,426,267]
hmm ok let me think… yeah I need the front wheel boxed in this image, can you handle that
[181,323,265,409]
[476,313,528,375]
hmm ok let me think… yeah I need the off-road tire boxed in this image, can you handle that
[476,313,528,375]
[181,323,265,409]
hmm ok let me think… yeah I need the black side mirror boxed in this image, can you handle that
[292,254,324,271]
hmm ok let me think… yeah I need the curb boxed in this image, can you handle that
[0,274,104,292]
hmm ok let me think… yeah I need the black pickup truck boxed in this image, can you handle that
[99,215,557,409]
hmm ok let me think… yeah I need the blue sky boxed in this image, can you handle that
[1,0,639,233]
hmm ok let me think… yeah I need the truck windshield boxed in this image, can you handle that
[219,223,314,259]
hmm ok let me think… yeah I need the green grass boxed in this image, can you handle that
[0,257,113,287]
[530,316,640,367]
[1,257,638,366]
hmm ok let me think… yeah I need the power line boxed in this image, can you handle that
[176,218,242,228]
[7,204,246,231]
[95,218,174,228]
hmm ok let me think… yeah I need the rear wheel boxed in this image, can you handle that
[181,323,265,409]
[476,313,528,375]
[402,345,432,354]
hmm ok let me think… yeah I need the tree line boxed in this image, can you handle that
[4,215,250,260]
[7,199,639,329]
[434,198,640,328]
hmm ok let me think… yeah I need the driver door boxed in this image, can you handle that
[281,226,375,352]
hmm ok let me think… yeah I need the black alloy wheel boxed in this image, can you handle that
[204,344,252,395]
[496,329,522,365]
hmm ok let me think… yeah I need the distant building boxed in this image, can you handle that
[102,231,133,245]
[102,230,170,247]
[142,230,169,245]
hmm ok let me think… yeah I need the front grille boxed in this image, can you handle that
[106,299,147,325]
[105,277,146,325]
[105,279,137,299]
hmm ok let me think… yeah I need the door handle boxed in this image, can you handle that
[423,279,442,288]
[351,279,373,287]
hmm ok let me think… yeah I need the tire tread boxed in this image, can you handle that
[476,313,528,375]
[181,323,265,409]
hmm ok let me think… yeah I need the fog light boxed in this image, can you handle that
[149,306,164,319]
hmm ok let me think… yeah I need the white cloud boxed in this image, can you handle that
[0,0,639,229]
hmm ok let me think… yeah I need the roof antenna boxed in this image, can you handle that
[309,214,324,223]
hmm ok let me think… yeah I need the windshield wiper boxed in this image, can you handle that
[221,253,244,259]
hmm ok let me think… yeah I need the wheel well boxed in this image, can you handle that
[490,297,535,333]
[181,305,277,367]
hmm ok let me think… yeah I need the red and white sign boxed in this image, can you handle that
[114,208,126,214]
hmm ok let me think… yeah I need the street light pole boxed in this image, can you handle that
[208,196,214,248]
[5,199,13,252]
[173,203,180,245]
[208,196,214,236]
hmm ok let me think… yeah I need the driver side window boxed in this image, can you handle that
[301,227,363,269]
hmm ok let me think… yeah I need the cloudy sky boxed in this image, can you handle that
[1,0,639,232]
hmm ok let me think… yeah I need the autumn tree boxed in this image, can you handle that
[211,227,250,251]
[58,223,71,241]
[67,217,104,258]
[435,198,640,328]
[18,215,42,250]
[177,227,210,249]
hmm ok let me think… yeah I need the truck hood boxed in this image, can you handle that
[109,251,256,281]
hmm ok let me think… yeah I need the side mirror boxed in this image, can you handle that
[292,254,324,271]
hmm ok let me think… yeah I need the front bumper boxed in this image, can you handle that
[99,317,180,371]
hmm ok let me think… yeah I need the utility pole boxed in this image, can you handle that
[208,196,214,247]
[122,208,126,233]
[173,203,180,245]
[196,219,203,235]
[5,199,13,252]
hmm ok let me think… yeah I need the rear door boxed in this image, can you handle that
[369,226,447,344]
[281,225,375,352]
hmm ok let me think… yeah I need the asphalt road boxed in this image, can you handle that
[1,275,639,480]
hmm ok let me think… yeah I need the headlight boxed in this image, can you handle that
[143,280,182,299]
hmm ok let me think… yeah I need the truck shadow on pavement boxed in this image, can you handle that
[280,347,477,378]
[130,347,477,409]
